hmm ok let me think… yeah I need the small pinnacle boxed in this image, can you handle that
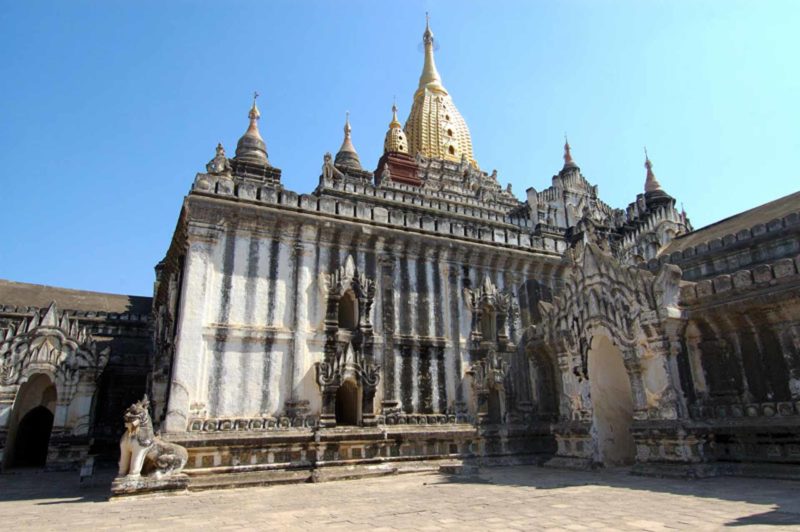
[563,135,576,168]
[248,91,261,120]
[644,147,663,193]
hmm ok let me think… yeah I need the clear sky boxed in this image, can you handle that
[0,1,798,297]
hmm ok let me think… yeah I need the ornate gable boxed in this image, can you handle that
[0,303,110,395]
[535,226,681,367]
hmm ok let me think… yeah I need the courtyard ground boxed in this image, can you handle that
[0,465,798,531]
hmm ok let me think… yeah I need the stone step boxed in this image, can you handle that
[188,469,311,491]
[394,458,464,474]
[187,464,400,491]
[438,463,479,476]
[310,465,398,483]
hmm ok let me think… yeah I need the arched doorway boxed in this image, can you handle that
[13,406,54,467]
[4,374,57,469]
[335,379,361,426]
[588,335,635,466]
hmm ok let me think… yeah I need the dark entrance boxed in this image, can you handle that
[12,406,54,467]
[335,379,361,426]
[487,388,502,424]
[338,291,358,330]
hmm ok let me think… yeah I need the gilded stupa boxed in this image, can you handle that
[404,16,477,167]
[384,103,409,154]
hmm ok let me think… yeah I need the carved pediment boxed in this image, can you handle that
[464,275,512,313]
[0,303,109,387]
[529,235,684,378]
[321,255,375,301]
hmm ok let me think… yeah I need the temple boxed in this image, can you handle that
[1,19,799,487]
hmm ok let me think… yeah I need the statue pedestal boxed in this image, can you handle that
[111,474,189,497]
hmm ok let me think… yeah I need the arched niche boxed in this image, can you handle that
[317,255,380,428]
[4,373,57,469]
[480,305,496,341]
[487,388,503,424]
[588,334,635,466]
[335,378,362,426]
[338,290,358,331]
[528,348,560,420]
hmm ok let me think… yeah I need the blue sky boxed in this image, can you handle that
[1,1,798,296]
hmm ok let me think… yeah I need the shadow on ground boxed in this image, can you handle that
[436,464,800,528]
[0,467,115,504]
[2,462,799,528]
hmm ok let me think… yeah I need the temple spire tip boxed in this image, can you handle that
[562,134,577,169]
[644,146,663,193]
[249,91,260,120]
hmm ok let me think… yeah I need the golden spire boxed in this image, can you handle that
[235,91,268,165]
[246,91,263,140]
[390,100,402,128]
[335,111,362,169]
[644,147,663,192]
[417,12,446,95]
[563,134,577,169]
[384,102,409,154]
[404,15,477,166]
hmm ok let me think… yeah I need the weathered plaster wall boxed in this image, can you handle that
[162,206,557,433]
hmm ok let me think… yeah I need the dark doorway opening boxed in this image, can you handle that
[335,380,361,426]
[338,291,358,331]
[12,406,54,467]
[480,308,496,342]
[488,388,502,424]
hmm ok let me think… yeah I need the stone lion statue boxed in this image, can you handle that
[118,395,188,479]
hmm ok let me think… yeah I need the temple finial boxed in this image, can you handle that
[563,134,577,169]
[644,146,663,193]
[249,91,260,120]
[344,111,351,137]
[418,13,444,92]
[424,12,432,44]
